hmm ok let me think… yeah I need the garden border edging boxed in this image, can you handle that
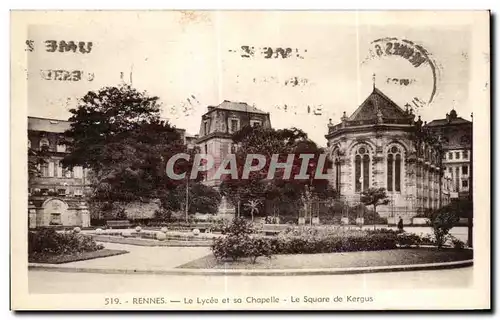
[28,259,473,276]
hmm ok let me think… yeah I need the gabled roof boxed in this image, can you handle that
[28,116,71,133]
[208,100,268,115]
[348,88,409,121]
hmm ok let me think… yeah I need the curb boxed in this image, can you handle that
[28,259,473,277]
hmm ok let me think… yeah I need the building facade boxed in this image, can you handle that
[325,88,453,223]
[426,110,472,200]
[28,117,91,228]
[195,100,272,187]
[195,100,272,214]
[28,116,192,228]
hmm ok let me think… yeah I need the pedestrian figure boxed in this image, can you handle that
[397,216,404,232]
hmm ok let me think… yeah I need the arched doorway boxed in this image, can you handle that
[42,198,69,226]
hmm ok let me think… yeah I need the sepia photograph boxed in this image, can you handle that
[10,10,490,310]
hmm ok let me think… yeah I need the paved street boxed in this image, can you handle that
[29,267,473,294]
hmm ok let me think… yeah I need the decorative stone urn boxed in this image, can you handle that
[156,232,166,241]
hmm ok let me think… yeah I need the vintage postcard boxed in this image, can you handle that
[11,10,490,310]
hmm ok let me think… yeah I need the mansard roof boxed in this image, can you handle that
[348,87,409,121]
[28,116,71,133]
[207,100,268,115]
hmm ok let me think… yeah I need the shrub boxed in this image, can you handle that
[272,227,398,254]
[212,234,274,263]
[28,228,104,256]
[153,209,172,222]
[447,235,466,250]
[210,219,226,233]
[115,208,128,220]
[243,237,274,263]
[212,218,274,263]
[212,234,249,261]
[427,210,460,248]
[396,232,422,248]
[222,217,254,236]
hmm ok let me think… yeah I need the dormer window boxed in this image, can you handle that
[56,143,66,153]
[250,120,261,127]
[203,121,209,135]
[229,118,240,134]
[39,138,49,149]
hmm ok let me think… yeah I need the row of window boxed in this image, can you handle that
[30,188,84,197]
[335,146,404,193]
[446,150,469,160]
[448,166,470,190]
[28,138,67,152]
[335,145,461,194]
[449,166,469,175]
[38,161,84,179]
[203,119,262,136]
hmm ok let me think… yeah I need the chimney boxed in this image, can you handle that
[446,113,450,123]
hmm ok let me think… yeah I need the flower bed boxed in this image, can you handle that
[210,220,468,263]
[181,247,473,270]
[27,228,128,264]
[29,228,104,256]
[29,249,129,264]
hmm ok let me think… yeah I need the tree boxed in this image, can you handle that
[360,188,390,215]
[61,84,207,211]
[162,181,222,215]
[244,199,261,222]
[28,145,49,181]
[220,125,336,219]
[426,208,460,248]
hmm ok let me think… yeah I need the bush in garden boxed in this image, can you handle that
[447,235,466,250]
[420,233,435,245]
[426,210,459,248]
[28,228,104,256]
[396,232,423,248]
[272,228,398,254]
[243,237,274,263]
[222,217,254,236]
[212,235,248,261]
[209,219,226,233]
[212,218,273,263]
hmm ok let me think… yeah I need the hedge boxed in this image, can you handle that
[28,228,104,256]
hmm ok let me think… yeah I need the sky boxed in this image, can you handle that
[27,11,480,146]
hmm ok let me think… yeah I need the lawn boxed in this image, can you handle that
[178,248,473,270]
[29,249,129,264]
[91,235,211,247]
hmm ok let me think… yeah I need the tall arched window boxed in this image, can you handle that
[387,145,402,192]
[354,146,370,192]
[333,149,341,192]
